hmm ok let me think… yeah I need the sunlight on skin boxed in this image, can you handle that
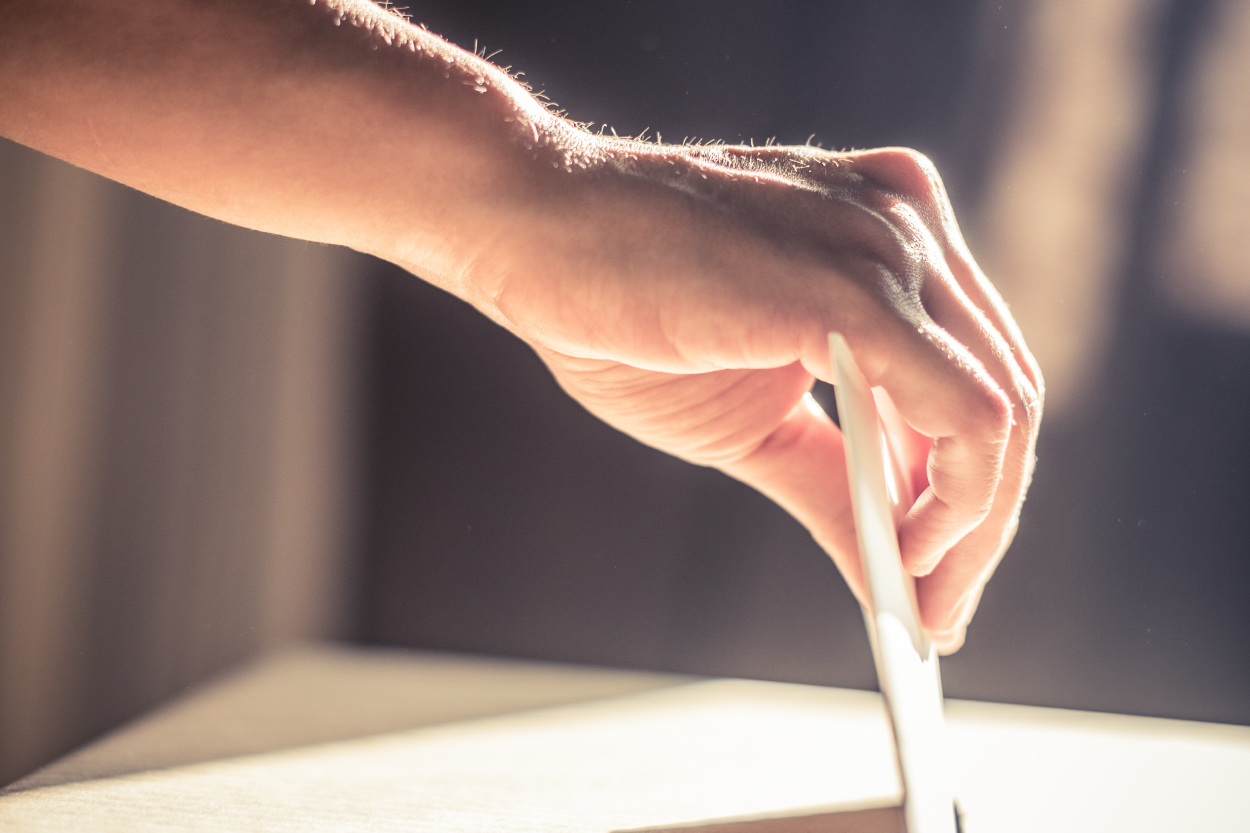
[0,0,1042,652]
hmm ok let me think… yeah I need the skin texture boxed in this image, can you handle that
[0,0,1042,652]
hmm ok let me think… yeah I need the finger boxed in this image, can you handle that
[918,469,1025,639]
[928,587,977,654]
[855,316,1012,572]
[838,318,1015,651]
[901,271,1037,634]
[914,421,1031,633]
[926,553,997,654]
[799,165,1030,635]
[832,166,1038,606]
[805,304,1014,620]
[837,149,1041,637]
[944,250,1044,397]
[919,184,1045,400]
[903,279,1036,536]
[541,350,868,598]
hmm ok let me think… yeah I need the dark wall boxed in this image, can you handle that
[357,0,1250,725]
[399,0,998,200]
[969,0,1250,722]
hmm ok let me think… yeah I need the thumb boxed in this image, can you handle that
[719,392,864,603]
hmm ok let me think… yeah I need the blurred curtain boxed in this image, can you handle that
[977,0,1250,409]
[974,0,1163,417]
[0,139,366,784]
[1158,0,1250,329]
[952,0,1250,721]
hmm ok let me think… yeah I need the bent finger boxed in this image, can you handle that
[902,277,1037,551]
[860,320,1013,574]
[916,420,1030,636]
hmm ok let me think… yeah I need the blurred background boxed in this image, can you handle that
[2,0,1248,786]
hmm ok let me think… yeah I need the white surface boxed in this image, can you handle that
[1,647,1247,832]
[4,645,686,793]
[1,678,904,832]
[946,698,1250,832]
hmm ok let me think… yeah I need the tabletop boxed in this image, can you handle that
[2,644,1247,832]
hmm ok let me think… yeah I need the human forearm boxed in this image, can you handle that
[0,0,573,300]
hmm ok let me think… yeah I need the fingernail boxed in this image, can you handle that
[928,621,965,652]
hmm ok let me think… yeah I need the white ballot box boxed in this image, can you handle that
[2,645,1247,832]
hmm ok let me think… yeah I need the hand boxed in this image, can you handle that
[468,138,1043,652]
[0,0,1041,653]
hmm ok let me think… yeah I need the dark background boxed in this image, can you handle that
[355,1,1250,724]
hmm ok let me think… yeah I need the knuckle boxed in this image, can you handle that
[1026,365,1045,421]
[1007,385,1039,432]
[968,381,1013,443]
[855,147,943,206]
[1020,389,1043,437]
[930,436,1001,521]
[1004,369,1043,442]
[967,475,999,522]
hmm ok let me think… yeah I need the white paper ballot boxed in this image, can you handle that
[829,332,955,833]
